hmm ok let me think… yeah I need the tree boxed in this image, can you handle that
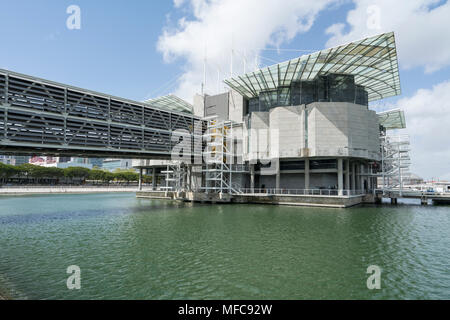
[89,169,107,182]
[0,163,19,183]
[112,169,139,184]
[63,167,91,182]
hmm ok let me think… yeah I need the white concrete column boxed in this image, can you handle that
[250,164,255,193]
[337,158,344,196]
[275,159,280,191]
[360,164,365,193]
[152,167,156,190]
[352,162,356,191]
[304,158,310,190]
[345,159,350,192]
[187,166,192,191]
[138,168,143,191]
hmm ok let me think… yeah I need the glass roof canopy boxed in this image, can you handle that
[143,94,193,114]
[378,109,406,130]
[224,32,401,102]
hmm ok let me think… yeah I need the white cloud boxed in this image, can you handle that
[173,0,186,8]
[158,0,338,102]
[387,81,450,180]
[326,0,450,73]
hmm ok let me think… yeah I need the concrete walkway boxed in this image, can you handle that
[0,186,146,195]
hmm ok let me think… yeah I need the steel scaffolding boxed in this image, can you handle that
[380,134,411,196]
[201,119,246,194]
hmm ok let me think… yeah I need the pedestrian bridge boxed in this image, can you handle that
[0,69,203,159]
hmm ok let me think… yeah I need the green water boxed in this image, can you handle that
[0,193,449,300]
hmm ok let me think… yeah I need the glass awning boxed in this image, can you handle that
[378,109,406,130]
[143,94,193,114]
[224,32,401,102]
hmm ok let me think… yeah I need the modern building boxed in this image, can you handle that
[0,155,15,165]
[134,32,407,204]
[13,156,30,165]
[102,158,133,172]
[28,156,93,169]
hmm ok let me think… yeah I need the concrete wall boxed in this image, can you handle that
[309,173,338,189]
[246,102,380,162]
[232,194,364,208]
[248,112,270,162]
[228,90,245,123]
[279,173,305,189]
[205,92,229,120]
[259,175,276,189]
[307,102,380,160]
[262,172,337,189]
[269,105,305,158]
[193,94,205,117]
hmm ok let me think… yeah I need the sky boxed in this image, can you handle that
[0,0,449,180]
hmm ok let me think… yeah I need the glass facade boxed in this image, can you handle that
[225,32,401,103]
[244,73,369,115]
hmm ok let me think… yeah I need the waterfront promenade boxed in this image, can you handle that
[0,186,147,195]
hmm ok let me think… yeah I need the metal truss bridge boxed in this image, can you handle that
[0,69,203,159]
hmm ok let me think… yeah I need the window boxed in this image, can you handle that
[280,161,305,170]
[245,73,368,116]
[310,159,337,170]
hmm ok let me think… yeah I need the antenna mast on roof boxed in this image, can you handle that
[243,49,247,74]
[230,34,234,78]
[202,45,207,95]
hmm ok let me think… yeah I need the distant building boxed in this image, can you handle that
[70,157,89,165]
[89,158,104,168]
[50,162,93,169]
[405,173,424,185]
[14,156,30,165]
[29,156,93,169]
[102,159,133,172]
[0,155,15,165]
[29,156,46,166]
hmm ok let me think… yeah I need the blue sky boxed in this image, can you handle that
[0,0,446,102]
[1,0,449,179]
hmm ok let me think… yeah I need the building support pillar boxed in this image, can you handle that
[187,166,192,192]
[275,159,280,191]
[304,158,310,190]
[250,164,255,193]
[138,168,143,191]
[338,158,344,196]
[152,168,156,190]
[352,162,356,191]
[345,159,350,193]
[361,164,365,194]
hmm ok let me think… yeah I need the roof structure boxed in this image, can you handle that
[378,109,406,130]
[143,94,193,114]
[224,32,401,102]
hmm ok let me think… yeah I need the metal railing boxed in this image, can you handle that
[235,188,366,196]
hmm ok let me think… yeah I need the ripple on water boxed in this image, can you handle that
[0,194,449,299]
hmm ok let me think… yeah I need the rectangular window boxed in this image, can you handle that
[310,159,337,170]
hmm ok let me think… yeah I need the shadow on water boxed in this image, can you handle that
[0,193,206,226]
